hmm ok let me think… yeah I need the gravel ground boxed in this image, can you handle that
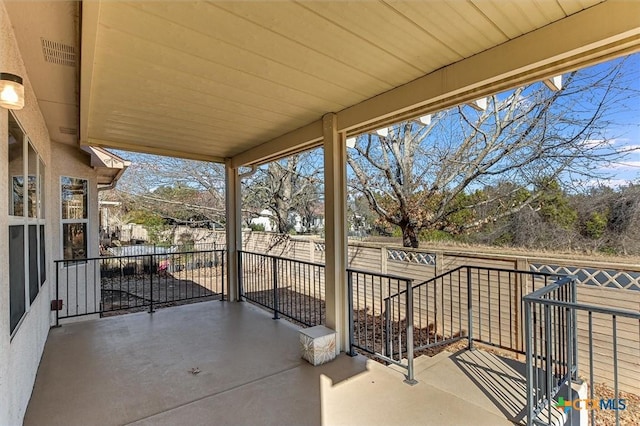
[100,265,225,315]
[591,383,640,426]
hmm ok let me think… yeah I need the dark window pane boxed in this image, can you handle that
[40,225,46,285]
[63,223,87,261]
[29,225,39,303]
[10,225,25,334]
[61,177,87,220]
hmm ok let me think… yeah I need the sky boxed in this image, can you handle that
[590,53,640,186]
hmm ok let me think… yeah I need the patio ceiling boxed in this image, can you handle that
[6,1,640,165]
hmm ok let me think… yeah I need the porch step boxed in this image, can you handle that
[386,349,566,426]
[386,351,452,376]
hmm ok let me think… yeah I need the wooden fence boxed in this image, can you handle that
[185,230,640,394]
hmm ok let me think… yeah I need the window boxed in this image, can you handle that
[7,112,46,335]
[61,177,88,262]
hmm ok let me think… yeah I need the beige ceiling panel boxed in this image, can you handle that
[91,104,275,137]
[559,0,604,15]
[91,111,266,143]
[473,0,601,39]
[97,3,368,102]
[91,107,275,142]
[92,128,225,153]
[127,2,398,96]
[91,48,327,120]
[523,0,565,22]
[212,1,422,87]
[92,62,310,123]
[88,98,282,142]
[92,121,245,149]
[87,80,312,154]
[297,1,453,74]
[471,1,541,38]
[386,1,506,57]
[94,28,346,111]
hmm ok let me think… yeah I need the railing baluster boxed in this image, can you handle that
[405,278,416,385]
[544,304,552,422]
[55,263,60,327]
[467,267,473,350]
[588,311,594,426]
[525,299,534,426]
[613,315,619,426]
[347,270,356,356]
[272,256,279,320]
[567,306,573,426]
[149,254,154,313]
[498,272,502,347]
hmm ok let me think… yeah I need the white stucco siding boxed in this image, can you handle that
[1,2,55,424]
[51,142,101,321]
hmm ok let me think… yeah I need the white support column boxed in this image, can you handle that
[322,113,348,353]
[225,159,242,302]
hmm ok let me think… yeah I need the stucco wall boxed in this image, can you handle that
[51,142,101,320]
[1,2,59,423]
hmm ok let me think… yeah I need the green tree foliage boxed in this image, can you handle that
[125,210,168,244]
[584,211,608,239]
[536,179,578,229]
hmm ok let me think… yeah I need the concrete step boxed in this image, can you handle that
[386,348,566,426]
[385,350,453,377]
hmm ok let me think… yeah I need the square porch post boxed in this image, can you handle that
[225,159,242,302]
[322,113,349,354]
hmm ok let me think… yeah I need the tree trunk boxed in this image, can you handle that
[401,224,419,248]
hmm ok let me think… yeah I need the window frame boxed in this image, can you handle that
[60,176,89,266]
[8,112,47,337]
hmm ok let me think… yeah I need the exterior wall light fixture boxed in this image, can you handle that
[0,73,25,110]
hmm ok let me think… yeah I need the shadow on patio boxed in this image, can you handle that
[25,301,513,426]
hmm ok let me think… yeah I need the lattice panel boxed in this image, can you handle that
[530,264,640,291]
[387,249,436,266]
[314,242,325,252]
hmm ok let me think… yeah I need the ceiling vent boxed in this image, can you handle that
[59,127,77,135]
[41,38,76,67]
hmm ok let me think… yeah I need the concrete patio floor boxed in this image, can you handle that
[25,301,520,426]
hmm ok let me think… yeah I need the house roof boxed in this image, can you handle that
[5,1,640,166]
[81,145,131,189]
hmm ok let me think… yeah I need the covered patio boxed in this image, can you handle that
[3,1,640,425]
[26,300,519,426]
[6,0,639,354]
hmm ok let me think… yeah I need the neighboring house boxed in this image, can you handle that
[1,9,129,421]
[98,199,122,245]
[250,208,325,234]
[250,209,276,232]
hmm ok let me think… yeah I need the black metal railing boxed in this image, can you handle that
[103,242,220,256]
[347,268,416,384]
[54,249,225,324]
[524,277,640,426]
[239,251,325,327]
[390,266,564,355]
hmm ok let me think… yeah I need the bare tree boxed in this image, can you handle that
[242,149,323,233]
[112,155,227,226]
[348,58,637,247]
